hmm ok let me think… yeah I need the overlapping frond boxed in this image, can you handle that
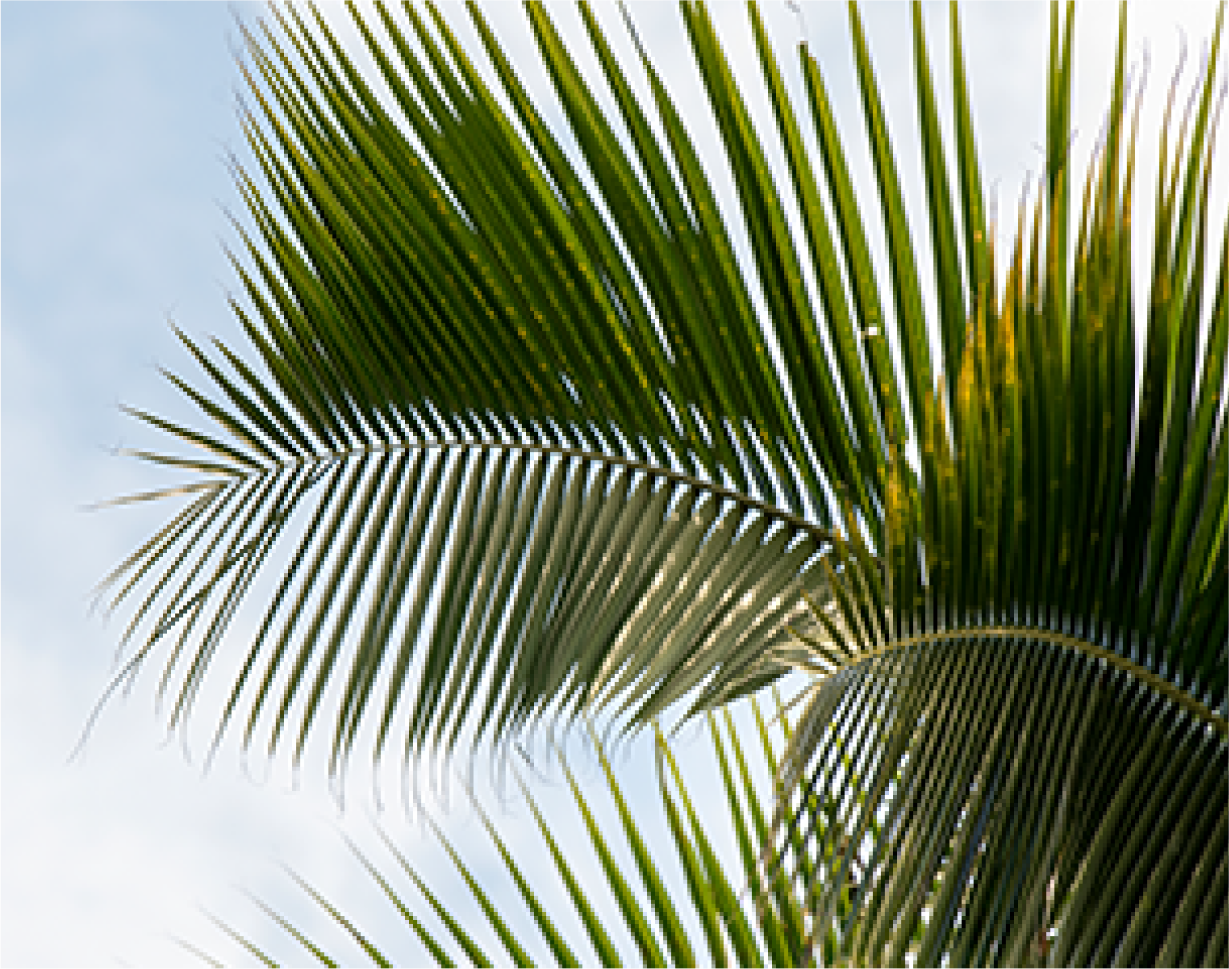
[769,2,1228,963]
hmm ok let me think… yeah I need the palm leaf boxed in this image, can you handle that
[189,696,843,968]
[94,0,874,781]
[766,3,1228,964]
[100,1,1227,963]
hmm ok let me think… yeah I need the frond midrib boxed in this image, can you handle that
[835,624,1227,736]
[196,435,839,548]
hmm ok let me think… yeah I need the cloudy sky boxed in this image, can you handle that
[3,1,1224,966]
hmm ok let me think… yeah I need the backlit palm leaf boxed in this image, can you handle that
[99,1,1227,963]
[93,0,884,780]
[767,3,1227,963]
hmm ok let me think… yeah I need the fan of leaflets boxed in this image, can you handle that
[770,3,1228,964]
[96,0,1226,963]
[94,0,857,786]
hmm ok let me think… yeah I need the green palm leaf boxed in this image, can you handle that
[190,697,839,968]
[99,1,1226,964]
[93,0,875,781]
[766,3,1228,963]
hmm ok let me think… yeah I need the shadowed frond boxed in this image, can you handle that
[767,2,1228,963]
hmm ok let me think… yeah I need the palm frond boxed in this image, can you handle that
[98,426,844,783]
[189,696,846,968]
[95,0,887,778]
[101,1,1227,962]
[768,2,1228,963]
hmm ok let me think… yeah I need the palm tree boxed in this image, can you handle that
[96,0,1226,964]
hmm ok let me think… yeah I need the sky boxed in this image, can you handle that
[2,1,1224,967]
